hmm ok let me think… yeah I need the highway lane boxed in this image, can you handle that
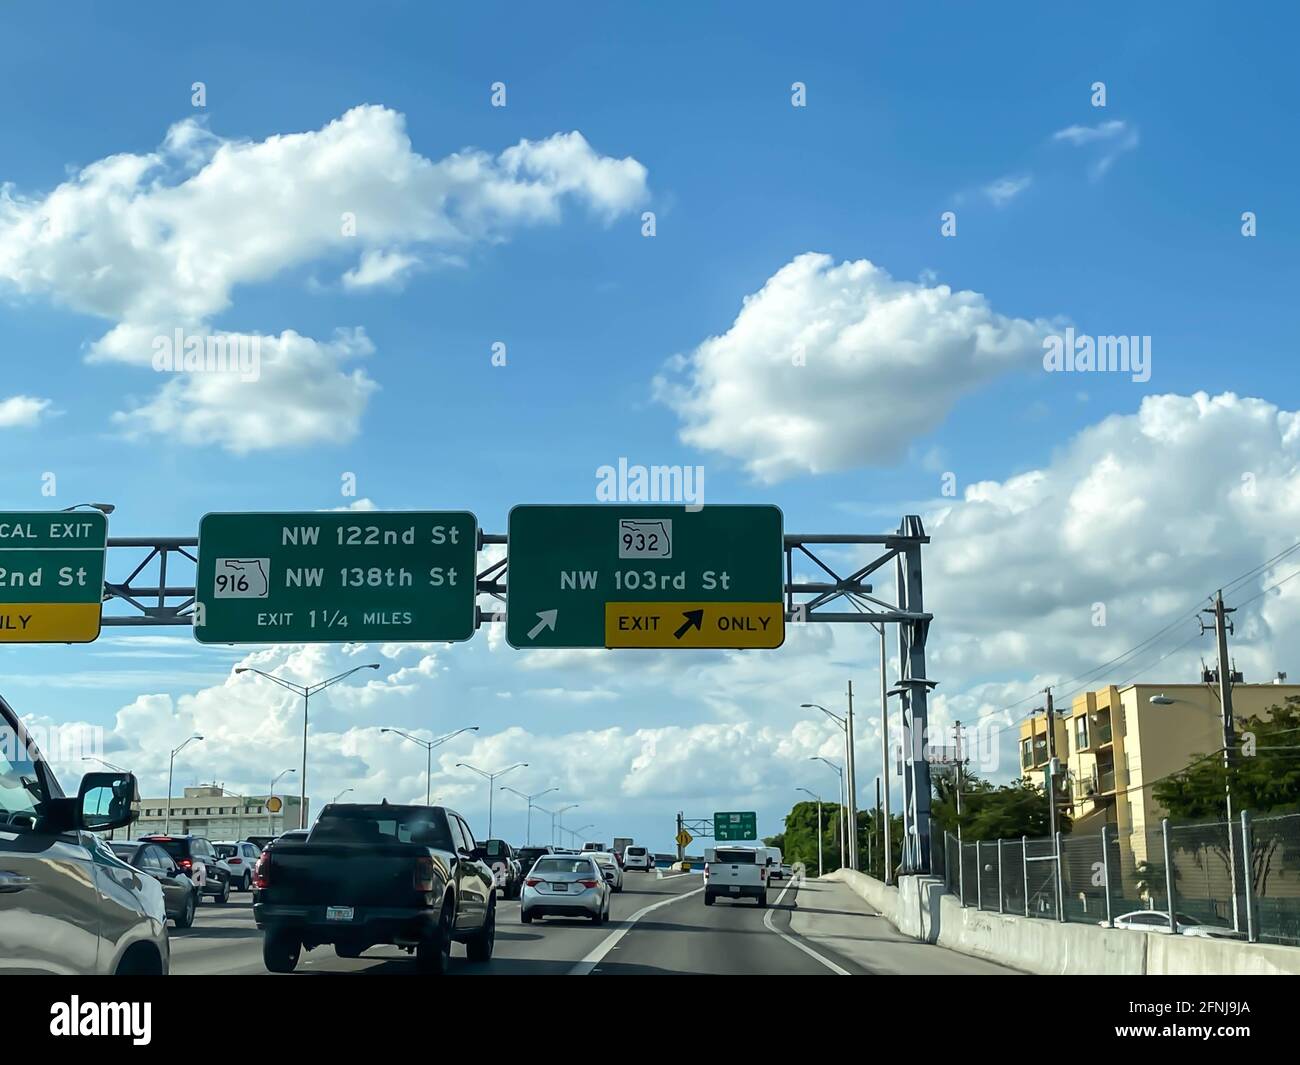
[170,868,700,975]
[591,874,863,975]
[170,870,1019,975]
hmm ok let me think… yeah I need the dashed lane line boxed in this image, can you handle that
[569,881,704,975]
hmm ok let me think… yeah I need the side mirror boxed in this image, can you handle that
[78,772,139,832]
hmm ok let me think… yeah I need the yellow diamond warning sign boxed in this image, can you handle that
[604,602,784,649]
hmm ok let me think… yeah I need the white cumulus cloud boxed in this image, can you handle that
[655,252,1056,482]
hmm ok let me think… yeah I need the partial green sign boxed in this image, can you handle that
[195,512,477,644]
[714,811,758,841]
[0,512,107,643]
[505,504,784,649]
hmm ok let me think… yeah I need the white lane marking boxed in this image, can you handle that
[570,882,704,975]
[762,877,851,976]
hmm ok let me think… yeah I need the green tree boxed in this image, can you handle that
[1154,696,1300,896]
[932,771,1070,841]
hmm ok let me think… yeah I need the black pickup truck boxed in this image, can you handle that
[253,802,496,973]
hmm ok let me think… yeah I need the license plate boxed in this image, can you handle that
[729,885,740,894]
[553,883,569,892]
[326,906,354,921]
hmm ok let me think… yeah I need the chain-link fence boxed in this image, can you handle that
[941,810,1300,946]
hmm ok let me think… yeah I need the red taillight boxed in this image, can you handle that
[413,856,436,892]
[228,857,242,865]
[578,879,599,888]
[760,867,767,881]
[525,877,542,887]
[178,858,192,871]
[253,854,270,890]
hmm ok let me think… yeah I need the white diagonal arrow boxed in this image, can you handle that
[527,609,558,640]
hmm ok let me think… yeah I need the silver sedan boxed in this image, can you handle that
[521,854,611,924]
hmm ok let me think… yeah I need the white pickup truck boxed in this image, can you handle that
[703,845,768,907]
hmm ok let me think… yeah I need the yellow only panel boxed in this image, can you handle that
[0,603,102,643]
[604,601,784,649]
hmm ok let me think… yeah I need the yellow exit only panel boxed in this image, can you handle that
[604,601,784,649]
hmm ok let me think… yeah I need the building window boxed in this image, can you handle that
[1021,737,1033,770]
[1075,716,1089,751]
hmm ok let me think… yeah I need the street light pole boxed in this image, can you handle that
[811,757,845,870]
[549,804,579,846]
[802,701,857,870]
[501,785,558,846]
[455,762,528,838]
[237,663,381,829]
[381,727,480,805]
[165,734,203,834]
[796,787,823,878]
[269,768,295,838]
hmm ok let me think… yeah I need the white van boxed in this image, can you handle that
[703,845,768,907]
[762,846,784,880]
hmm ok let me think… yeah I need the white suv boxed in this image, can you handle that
[703,846,768,907]
[623,845,653,871]
[214,840,262,890]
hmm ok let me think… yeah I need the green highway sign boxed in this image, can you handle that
[195,511,477,644]
[0,512,107,644]
[714,811,758,841]
[505,505,784,649]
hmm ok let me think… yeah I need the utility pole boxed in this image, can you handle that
[1202,589,1242,932]
[1043,688,1059,841]
[676,811,685,863]
[953,720,965,832]
[846,680,859,871]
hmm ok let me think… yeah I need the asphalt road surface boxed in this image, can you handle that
[169,871,1018,976]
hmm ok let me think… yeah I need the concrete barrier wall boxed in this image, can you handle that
[823,868,1300,975]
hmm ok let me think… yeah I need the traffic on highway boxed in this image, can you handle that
[1,2,1293,1051]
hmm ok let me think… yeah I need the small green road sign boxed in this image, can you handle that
[195,511,477,644]
[0,512,107,644]
[505,504,784,649]
[714,811,757,841]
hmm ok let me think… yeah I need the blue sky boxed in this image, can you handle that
[2,2,1298,851]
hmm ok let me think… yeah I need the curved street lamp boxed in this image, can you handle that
[236,663,380,828]
[382,726,479,806]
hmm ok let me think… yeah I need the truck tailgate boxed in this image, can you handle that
[266,843,428,907]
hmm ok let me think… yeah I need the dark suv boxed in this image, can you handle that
[140,834,231,903]
[480,839,523,898]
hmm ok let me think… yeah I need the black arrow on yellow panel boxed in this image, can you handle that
[674,609,704,640]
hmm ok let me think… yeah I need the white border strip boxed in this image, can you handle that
[763,877,852,975]
[570,882,703,975]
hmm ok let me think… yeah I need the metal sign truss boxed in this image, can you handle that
[96,516,935,872]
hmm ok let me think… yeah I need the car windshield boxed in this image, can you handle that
[627,847,645,855]
[518,848,548,862]
[109,843,138,860]
[149,838,190,858]
[310,807,453,848]
[714,849,756,864]
[0,714,44,823]
[481,840,508,857]
[534,858,595,875]
[214,844,238,858]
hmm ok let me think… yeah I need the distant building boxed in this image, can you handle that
[131,784,307,840]
[1019,675,1300,856]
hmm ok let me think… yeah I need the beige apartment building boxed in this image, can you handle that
[132,784,308,840]
[1019,676,1300,857]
